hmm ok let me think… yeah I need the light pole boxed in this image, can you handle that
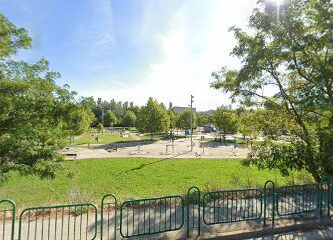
[190,94,194,151]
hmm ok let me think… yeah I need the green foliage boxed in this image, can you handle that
[196,112,211,126]
[211,0,333,181]
[62,104,95,137]
[168,109,179,129]
[238,109,288,142]
[0,13,32,59]
[136,98,170,137]
[244,140,319,177]
[0,59,94,182]
[212,107,238,138]
[80,97,140,127]
[176,109,196,130]
[121,110,136,127]
[237,110,260,142]
[0,14,94,183]
[104,111,118,127]
[96,123,104,134]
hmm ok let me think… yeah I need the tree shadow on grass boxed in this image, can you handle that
[123,151,192,173]
[93,140,157,149]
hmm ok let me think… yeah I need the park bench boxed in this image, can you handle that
[63,153,78,160]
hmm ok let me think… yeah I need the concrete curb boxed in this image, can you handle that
[205,218,333,239]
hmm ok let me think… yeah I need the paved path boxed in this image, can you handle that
[246,227,333,240]
[62,139,249,160]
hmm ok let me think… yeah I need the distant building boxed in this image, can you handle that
[173,106,196,115]
[200,109,215,116]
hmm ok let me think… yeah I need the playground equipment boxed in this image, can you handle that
[165,144,175,154]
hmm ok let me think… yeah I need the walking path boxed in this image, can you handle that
[61,138,249,160]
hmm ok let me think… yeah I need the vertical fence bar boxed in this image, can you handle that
[319,181,323,218]
[101,194,118,240]
[325,181,330,217]
[186,186,201,237]
[18,203,97,240]
[263,180,275,227]
[202,188,262,225]
[319,180,330,218]
[0,199,16,240]
[119,196,184,238]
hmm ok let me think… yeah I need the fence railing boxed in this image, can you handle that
[18,203,98,240]
[1,180,332,240]
[276,184,319,216]
[0,199,16,240]
[202,188,262,225]
[119,196,184,238]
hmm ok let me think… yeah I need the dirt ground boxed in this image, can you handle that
[61,136,249,160]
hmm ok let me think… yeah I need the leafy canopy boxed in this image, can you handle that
[104,111,118,127]
[0,13,94,182]
[212,107,238,138]
[211,0,333,181]
[176,109,196,130]
[121,110,137,127]
[136,98,170,136]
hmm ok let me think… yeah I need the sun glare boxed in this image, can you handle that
[270,0,285,5]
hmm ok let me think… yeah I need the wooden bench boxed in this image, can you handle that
[63,153,78,160]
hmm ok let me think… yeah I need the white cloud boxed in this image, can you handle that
[134,0,256,110]
[81,0,257,111]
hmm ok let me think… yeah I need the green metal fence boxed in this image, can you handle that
[119,195,184,238]
[101,194,118,240]
[263,180,275,226]
[2,180,333,240]
[276,184,319,216]
[186,186,201,237]
[202,188,262,225]
[18,203,98,240]
[0,199,16,240]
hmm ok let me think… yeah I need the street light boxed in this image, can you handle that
[187,95,194,151]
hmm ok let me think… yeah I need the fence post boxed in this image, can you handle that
[263,180,275,227]
[325,181,331,217]
[0,199,16,240]
[319,181,323,218]
[319,180,331,218]
[101,194,118,240]
[187,186,201,237]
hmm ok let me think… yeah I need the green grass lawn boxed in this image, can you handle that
[71,132,129,146]
[0,158,313,208]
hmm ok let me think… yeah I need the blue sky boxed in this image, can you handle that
[1,0,257,110]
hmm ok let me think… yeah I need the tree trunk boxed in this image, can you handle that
[316,116,333,182]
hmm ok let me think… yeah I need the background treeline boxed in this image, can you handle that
[78,95,290,145]
[79,97,139,127]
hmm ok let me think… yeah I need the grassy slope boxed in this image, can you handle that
[0,158,312,208]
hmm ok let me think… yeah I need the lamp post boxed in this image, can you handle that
[190,95,194,151]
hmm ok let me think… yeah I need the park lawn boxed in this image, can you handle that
[0,158,313,209]
[71,132,129,146]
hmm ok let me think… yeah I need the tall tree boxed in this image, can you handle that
[0,13,94,182]
[196,112,211,126]
[211,0,333,181]
[104,111,118,127]
[136,98,170,138]
[176,109,196,130]
[168,109,179,129]
[121,110,136,127]
[212,107,238,141]
[0,13,31,59]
